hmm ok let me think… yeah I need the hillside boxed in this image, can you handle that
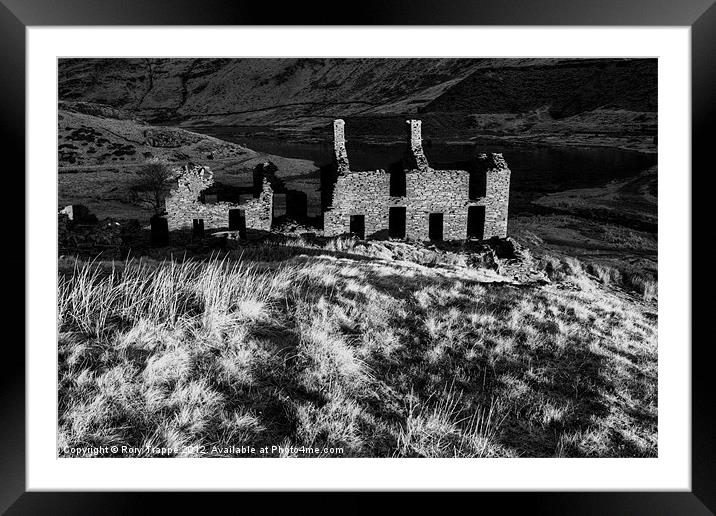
[533,166,658,228]
[57,242,657,458]
[423,59,657,117]
[58,101,255,167]
[58,102,318,218]
[58,58,484,126]
[58,58,657,145]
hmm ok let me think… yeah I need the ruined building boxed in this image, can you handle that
[323,119,511,241]
[165,119,511,242]
[165,163,273,233]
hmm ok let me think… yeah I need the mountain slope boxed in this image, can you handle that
[423,59,656,118]
[59,58,482,124]
[59,58,657,132]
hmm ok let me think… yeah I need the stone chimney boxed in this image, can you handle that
[406,119,429,170]
[407,119,422,147]
[333,119,350,174]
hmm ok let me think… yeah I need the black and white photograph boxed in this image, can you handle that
[55,57,659,459]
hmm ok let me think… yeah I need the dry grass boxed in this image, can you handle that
[58,252,657,458]
[540,254,657,302]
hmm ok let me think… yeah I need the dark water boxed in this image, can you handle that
[193,126,657,215]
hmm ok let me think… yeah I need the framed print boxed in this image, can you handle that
[3,0,711,512]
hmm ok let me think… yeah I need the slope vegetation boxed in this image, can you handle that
[58,101,255,168]
[58,250,657,458]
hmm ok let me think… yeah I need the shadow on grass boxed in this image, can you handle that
[58,250,656,458]
[287,266,650,457]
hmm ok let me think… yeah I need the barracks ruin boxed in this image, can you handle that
[165,119,511,242]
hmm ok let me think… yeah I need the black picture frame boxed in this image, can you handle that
[2,0,709,512]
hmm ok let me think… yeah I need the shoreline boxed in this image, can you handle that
[182,123,657,156]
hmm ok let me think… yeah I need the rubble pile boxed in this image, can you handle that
[58,205,124,254]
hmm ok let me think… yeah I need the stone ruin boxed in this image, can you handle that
[165,163,273,233]
[323,119,511,241]
[58,204,124,255]
[164,119,510,242]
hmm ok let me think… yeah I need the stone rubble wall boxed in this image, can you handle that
[164,121,510,241]
[325,168,475,241]
[324,170,392,238]
[405,169,470,241]
[165,164,273,232]
[243,179,273,231]
[58,211,123,250]
[480,153,511,239]
[144,128,203,148]
[324,119,511,241]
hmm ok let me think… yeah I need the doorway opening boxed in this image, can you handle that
[389,207,406,239]
[349,214,365,239]
[192,218,205,240]
[228,208,247,239]
[467,206,485,239]
[428,213,443,241]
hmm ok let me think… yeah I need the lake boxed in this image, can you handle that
[191,126,658,216]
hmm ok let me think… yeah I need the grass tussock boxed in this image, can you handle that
[540,254,657,302]
[58,253,657,457]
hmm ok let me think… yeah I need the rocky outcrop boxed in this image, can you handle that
[492,238,548,284]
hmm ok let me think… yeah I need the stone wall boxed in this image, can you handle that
[324,167,476,241]
[324,170,391,238]
[333,119,350,174]
[243,179,273,231]
[405,119,429,171]
[165,164,273,232]
[405,169,471,241]
[164,123,510,241]
[324,120,511,241]
[481,153,511,239]
[144,127,203,148]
